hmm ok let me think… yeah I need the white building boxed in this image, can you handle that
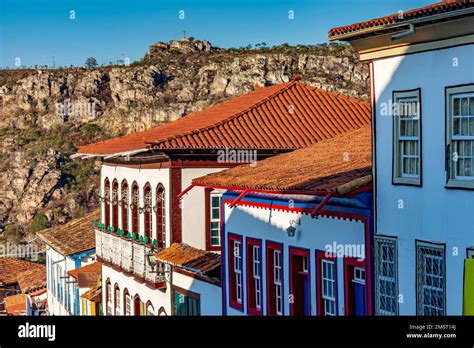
[37,210,99,315]
[76,78,371,315]
[192,126,373,316]
[329,0,474,315]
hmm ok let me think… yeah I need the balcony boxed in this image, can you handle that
[95,228,166,285]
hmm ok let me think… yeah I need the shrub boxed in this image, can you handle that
[28,213,52,233]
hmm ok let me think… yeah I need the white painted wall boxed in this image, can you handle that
[102,264,171,315]
[101,165,171,246]
[373,44,474,315]
[224,203,366,316]
[45,247,95,316]
[172,271,222,315]
[181,167,227,249]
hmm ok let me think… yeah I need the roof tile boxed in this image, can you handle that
[78,80,370,156]
[193,126,372,195]
[37,210,99,256]
[329,0,474,38]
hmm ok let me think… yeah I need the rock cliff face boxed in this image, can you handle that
[0,39,369,232]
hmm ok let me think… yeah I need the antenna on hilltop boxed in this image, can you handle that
[183,29,186,39]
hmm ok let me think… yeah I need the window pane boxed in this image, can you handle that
[453,117,460,136]
[212,208,219,220]
[462,118,469,136]
[454,98,460,116]
[470,98,474,115]
[211,196,220,207]
[462,98,469,116]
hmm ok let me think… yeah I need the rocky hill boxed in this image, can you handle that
[0,38,369,236]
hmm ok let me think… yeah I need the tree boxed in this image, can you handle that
[85,57,98,68]
[28,213,52,233]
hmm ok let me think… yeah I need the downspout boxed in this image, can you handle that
[391,23,416,41]
[229,189,250,208]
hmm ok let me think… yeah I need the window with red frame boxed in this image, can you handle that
[131,182,139,234]
[155,185,165,248]
[228,234,243,310]
[246,238,262,315]
[316,250,337,316]
[266,242,283,316]
[143,183,152,240]
[112,180,119,230]
[104,178,110,227]
[121,180,129,233]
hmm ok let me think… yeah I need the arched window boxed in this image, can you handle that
[105,279,112,316]
[155,184,166,248]
[146,301,155,316]
[131,182,140,235]
[121,180,129,233]
[133,294,143,316]
[104,178,110,227]
[112,180,119,231]
[143,183,152,241]
[114,283,121,315]
[123,288,131,316]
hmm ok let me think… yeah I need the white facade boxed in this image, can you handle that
[372,44,474,315]
[223,194,371,316]
[45,246,95,316]
[99,164,225,315]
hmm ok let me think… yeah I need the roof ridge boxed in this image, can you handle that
[145,80,298,148]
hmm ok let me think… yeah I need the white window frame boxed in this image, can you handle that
[274,249,283,315]
[321,259,336,316]
[209,192,222,247]
[125,293,132,316]
[446,86,474,188]
[416,241,446,316]
[106,282,112,316]
[375,236,399,316]
[252,245,262,310]
[234,240,242,304]
[393,89,421,186]
[114,287,121,315]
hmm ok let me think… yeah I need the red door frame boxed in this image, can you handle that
[344,257,366,316]
[289,247,310,316]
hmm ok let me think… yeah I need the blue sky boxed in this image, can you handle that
[0,0,434,68]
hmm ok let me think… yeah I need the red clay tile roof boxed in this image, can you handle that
[4,293,27,315]
[81,283,101,303]
[16,268,47,294]
[329,0,474,39]
[37,210,99,256]
[154,243,220,276]
[68,262,101,288]
[193,126,372,195]
[0,258,45,287]
[78,79,370,156]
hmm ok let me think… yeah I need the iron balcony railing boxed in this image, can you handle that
[95,228,166,284]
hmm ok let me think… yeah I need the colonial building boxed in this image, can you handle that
[329,0,474,315]
[191,126,373,316]
[37,210,99,315]
[68,262,102,316]
[0,258,46,315]
[76,78,370,315]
